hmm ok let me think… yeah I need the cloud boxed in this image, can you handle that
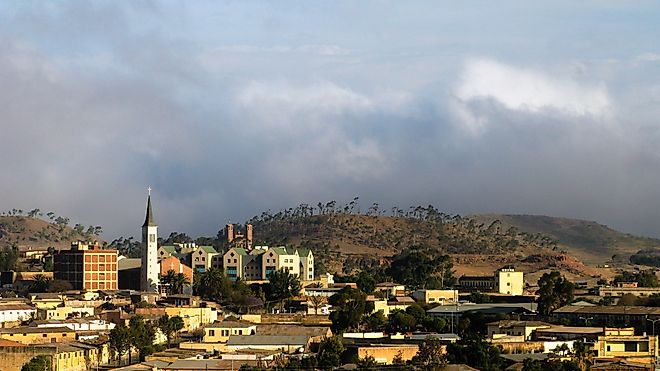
[452,59,610,133]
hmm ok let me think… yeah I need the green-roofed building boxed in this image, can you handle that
[221,245,314,282]
[192,245,219,273]
[157,245,178,258]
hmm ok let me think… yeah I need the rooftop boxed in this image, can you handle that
[227,335,311,346]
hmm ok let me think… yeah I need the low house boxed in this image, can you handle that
[226,335,312,353]
[374,283,406,298]
[0,326,77,344]
[593,331,658,365]
[203,321,257,343]
[412,289,458,304]
[533,325,607,341]
[486,320,551,340]
[0,303,37,326]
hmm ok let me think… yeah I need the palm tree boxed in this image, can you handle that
[30,274,51,293]
[170,273,190,294]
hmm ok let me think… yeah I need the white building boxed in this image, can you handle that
[0,303,36,324]
[141,191,160,292]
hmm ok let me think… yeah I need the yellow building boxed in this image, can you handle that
[203,321,257,343]
[0,326,77,344]
[495,267,524,295]
[412,289,459,304]
[593,330,657,365]
[39,305,94,320]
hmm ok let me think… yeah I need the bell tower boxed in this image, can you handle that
[141,188,159,292]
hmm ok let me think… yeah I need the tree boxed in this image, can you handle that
[0,247,19,271]
[446,336,503,371]
[109,323,131,366]
[387,250,455,289]
[617,293,639,306]
[161,270,190,295]
[21,355,51,371]
[317,336,344,369]
[329,287,368,334]
[158,314,185,347]
[389,310,417,332]
[267,268,302,311]
[412,337,446,370]
[356,271,376,294]
[468,291,492,304]
[357,355,379,370]
[537,271,574,316]
[614,270,659,288]
[29,274,51,293]
[363,311,386,331]
[129,315,157,361]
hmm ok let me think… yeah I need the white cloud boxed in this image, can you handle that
[452,59,610,133]
[636,52,660,63]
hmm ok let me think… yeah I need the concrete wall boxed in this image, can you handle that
[358,345,420,364]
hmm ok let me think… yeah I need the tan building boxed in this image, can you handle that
[0,326,77,344]
[593,331,658,365]
[356,344,420,365]
[223,246,314,282]
[203,321,257,343]
[412,289,458,304]
[487,320,551,340]
[0,341,101,371]
[54,241,118,291]
[191,246,218,273]
[495,267,524,295]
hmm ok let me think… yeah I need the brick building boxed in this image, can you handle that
[54,242,118,291]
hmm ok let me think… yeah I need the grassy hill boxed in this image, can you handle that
[248,209,601,279]
[471,214,660,264]
[0,215,102,251]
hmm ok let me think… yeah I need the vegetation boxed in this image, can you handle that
[328,287,368,334]
[195,268,254,311]
[386,249,455,289]
[614,270,659,287]
[21,355,51,371]
[109,323,131,366]
[446,336,504,371]
[411,337,447,370]
[266,268,302,311]
[317,336,344,369]
[537,271,574,316]
[158,314,184,347]
[161,269,190,294]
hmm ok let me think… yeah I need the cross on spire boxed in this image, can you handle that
[147,187,152,196]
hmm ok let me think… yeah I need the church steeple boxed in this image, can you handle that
[143,191,157,227]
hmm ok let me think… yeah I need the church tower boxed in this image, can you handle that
[141,189,159,292]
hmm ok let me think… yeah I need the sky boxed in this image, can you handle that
[2,1,660,239]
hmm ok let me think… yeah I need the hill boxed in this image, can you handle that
[0,215,102,251]
[471,214,660,265]
[248,209,604,280]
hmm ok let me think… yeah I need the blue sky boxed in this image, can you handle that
[2,1,660,239]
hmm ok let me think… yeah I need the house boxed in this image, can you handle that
[552,305,660,333]
[223,247,250,280]
[226,335,312,353]
[412,289,458,304]
[0,303,37,326]
[203,321,257,343]
[223,246,314,281]
[374,283,406,298]
[0,326,77,344]
[486,320,551,340]
[593,330,658,365]
[428,302,537,319]
[459,266,524,295]
[158,245,178,259]
[299,248,314,281]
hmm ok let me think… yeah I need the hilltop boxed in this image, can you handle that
[248,208,610,280]
[471,214,660,265]
[0,215,102,251]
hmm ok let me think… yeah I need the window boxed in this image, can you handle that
[149,234,156,243]
[624,342,637,352]
[209,330,215,336]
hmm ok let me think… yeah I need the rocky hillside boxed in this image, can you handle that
[471,214,660,264]
[0,215,102,251]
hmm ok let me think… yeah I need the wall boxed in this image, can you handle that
[358,345,420,364]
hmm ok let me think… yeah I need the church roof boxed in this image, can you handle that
[143,195,157,227]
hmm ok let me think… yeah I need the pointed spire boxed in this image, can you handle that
[143,189,157,227]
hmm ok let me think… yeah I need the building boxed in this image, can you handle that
[552,305,660,333]
[593,330,658,365]
[0,304,36,326]
[598,286,660,297]
[487,320,551,340]
[226,223,253,249]
[496,266,524,295]
[159,255,193,288]
[53,242,118,291]
[0,326,77,344]
[459,266,524,295]
[226,335,311,353]
[222,246,315,282]
[203,321,257,343]
[141,190,160,292]
[412,289,459,304]
[191,245,218,273]
[0,341,101,371]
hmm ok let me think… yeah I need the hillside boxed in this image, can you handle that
[471,214,660,264]
[0,215,102,251]
[248,210,603,280]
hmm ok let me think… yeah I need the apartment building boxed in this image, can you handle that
[54,242,118,291]
[222,246,314,282]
